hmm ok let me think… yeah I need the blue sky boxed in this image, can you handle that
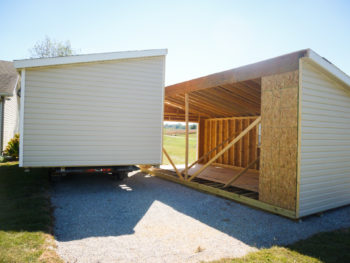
[1,0,349,85]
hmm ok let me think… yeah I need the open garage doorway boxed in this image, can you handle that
[162,121,198,166]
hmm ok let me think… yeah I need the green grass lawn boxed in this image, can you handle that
[0,162,62,263]
[162,133,197,165]
[209,228,350,263]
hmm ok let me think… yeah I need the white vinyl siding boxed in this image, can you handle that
[22,56,165,167]
[299,60,350,217]
[3,88,20,151]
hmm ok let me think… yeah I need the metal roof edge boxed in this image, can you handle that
[305,49,350,87]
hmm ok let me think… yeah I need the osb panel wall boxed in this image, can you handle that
[201,117,259,169]
[259,70,299,211]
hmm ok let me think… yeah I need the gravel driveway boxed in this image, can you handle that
[52,171,350,263]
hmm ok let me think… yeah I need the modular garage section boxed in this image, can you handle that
[152,49,350,218]
[14,49,167,168]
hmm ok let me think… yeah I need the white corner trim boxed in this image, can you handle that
[306,49,350,87]
[159,56,166,165]
[13,49,168,69]
[19,69,25,167]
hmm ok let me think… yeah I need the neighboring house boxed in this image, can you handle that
[0,60,20,153]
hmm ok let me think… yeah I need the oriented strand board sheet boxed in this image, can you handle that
[259,70,299,211]
[181,164,259,192]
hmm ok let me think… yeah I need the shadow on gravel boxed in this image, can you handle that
[52,171,350,248]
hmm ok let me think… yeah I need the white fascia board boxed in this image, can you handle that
[306,49,350,87]
[13,49,168,69]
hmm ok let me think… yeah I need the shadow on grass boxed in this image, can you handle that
[0,162,52,233]
[287,228,350,263]
[0,162,62,262]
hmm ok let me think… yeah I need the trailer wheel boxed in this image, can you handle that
[112,172,128,181]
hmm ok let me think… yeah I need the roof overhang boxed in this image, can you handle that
[13,49,168,69]
[304,49,350,87]
[164,48,350,121]
[165,49,308,97]
[165,48,350,98]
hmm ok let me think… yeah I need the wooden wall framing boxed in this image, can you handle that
[199,116,259,170]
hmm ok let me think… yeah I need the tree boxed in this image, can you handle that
[190,124,197,130]
[3,133,19,158]
[29,36,76,58]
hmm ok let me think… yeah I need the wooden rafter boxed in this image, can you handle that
[166,96,214,116]
[205,87,258,114]
[180,92,231,116]
[165,77,263,119]
[192,90,244,115]
[164,98,212,117]
[218,85,260,110]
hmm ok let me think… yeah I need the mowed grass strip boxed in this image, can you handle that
[209,228,350,263]
[0,162,62,263]
[162,132,197,165]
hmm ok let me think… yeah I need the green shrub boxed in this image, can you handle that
[3,133,19,158]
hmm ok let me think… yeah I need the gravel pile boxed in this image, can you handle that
[52,171,350,263]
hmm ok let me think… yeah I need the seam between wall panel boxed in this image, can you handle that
[19,70,25,167]
[296,58,303,218]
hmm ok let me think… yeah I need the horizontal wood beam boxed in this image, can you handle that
[207,116,259,121]
[150,169,296,219]
[164,100,213,118]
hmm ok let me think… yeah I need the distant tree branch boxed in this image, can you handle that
[29,36,77,58]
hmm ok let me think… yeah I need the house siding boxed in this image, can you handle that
[299,59,350,217]
[3,88,19,151]
[22,56,165,167]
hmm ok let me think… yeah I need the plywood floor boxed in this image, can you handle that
[179,164,259,192]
